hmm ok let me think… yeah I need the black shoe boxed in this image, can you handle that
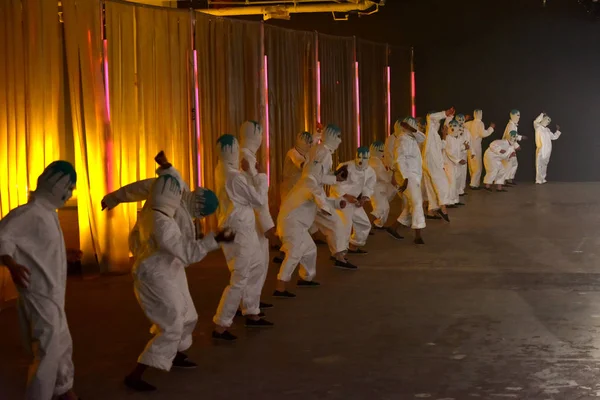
[272,256,284,264]
[172,357,198,369]
[347,248,368,255]
[470,186,481,191]
[456,202,465,206]
[372,225,385,230]
[385,227,404,240]
[124,376,157,392]
[260,302,274,309]
[497,189,508,192]
[212,330,237,341]
[437,210,450,222]
[245,318,274,328]
[273,290,296,298]
[426,214,442,220]
[447,204,458,208]
[485,187,493,192]
[314,239,327,245]
[414,237,425,245]
[297,279,321,287]
[334,259,359,270]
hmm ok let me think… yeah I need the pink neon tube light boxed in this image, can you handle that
[355,61,360,146]
[264,55,271,183]
[411,71,416,118]
[317,61,321,123]
[386,66,391,136]
[193,50,202,187]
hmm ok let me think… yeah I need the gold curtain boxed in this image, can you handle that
[265,25,316,207]
[62,0,114,272]
[105,1,193,244]
[318,33,357,165]
[194,13,263,194]
[389,45,412,123]
[0,0,64,301]
[357,39,387,145]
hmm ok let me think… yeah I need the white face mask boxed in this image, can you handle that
[239,121,263,155]
[323,126,342,152]
[33,161,77,209]
[449,124,460,137]
[295,131,313,156]
[474,110,483,120]
[217,135,240,170]
[355,152,370,171]
[510,112,520,124]
[151,175,182,218]
[541,116,551,127]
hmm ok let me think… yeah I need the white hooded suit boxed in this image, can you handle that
[534,113,562,184]
[464,110,494,188]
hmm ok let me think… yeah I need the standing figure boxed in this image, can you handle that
[280,131,314,201]
[422,108,455,222]
[443,120,466,207]
[534,113,562,184]
[0,161,80,400]
[483,133,517,192]
[213,134,274,341]
[455,114,473,197]
[386,117,427,244]
[502,110,526,185]
[464,109,495,189]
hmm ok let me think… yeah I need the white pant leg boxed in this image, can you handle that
[370,183,392,227]
[423,172,439,212]
[507,156,518,180]
[278,226,317,282]
[175,268,198,352]
[19,294,75,399]
[397,178,425,230]
[444,164,459,204]
[469,153,483,187]
[350,207,372,247]
[536,149,550,183]
[315,209,350,256]
[458,163,467,194]
[134,266,187,371]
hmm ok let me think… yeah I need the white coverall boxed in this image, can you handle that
[329,161,376,249]
[213,162,268,328]
[0,162,76,400]
[484,140,514,185]
[133,177,219,371]
[393,124,427,230]
[502,121,522,181]
[465,111,494,188]
[457,126,474,195]
[443,133,464,205]
[383,134,397,169]
[280,147,306,201]
[277,168,335,283]
[534,113,562,184]
[368,155,396,227]
[422,111,451,211]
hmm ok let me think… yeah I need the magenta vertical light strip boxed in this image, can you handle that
[317,61,321,123]
[264,55,271,183]
[193,50,202,187]
[386,66,391,136]
[355,61,361,146]
[411,71,416,118]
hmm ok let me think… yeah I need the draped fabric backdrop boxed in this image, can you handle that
[358,39,387,145]
[389,45,413,125]
[265,25,316,207]
[105,1,194,251]
[318,34,357,165]
[195,13,263,199]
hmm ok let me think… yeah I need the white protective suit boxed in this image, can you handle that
[422,111,452,211]
[330,148,376,248]
[280,131,313,201]
[213,135,268,328]
[277,161,338,282]
[534,113,562,184]
[383,133,397,170]
[465,109,494,188]
[455,115,474,195]
[369,141,397,227]
[133,175,219,371]
[309,125,349,256]
[393,117,427,230]
[483,139,515,185]
[443,121,464,205]
[502,110,523,181]
[239,120,275,305]
[0,161,77,400]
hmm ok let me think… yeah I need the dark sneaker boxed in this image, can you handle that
[456,202,465,206]
[497,189,508,192]
[447,204,458,208]
[124,376,157,392]
[172,358,198,369]
[273,290,296,298]
[426,214,441,220]
[470,186,481,190]
[485,187,493,192]
[260,302,274,309]
[414,237,425,245]
[347,248,368,255]
[297,279,321,287]
[212,330,237,341]
[272,256,284,264]
[385,227,404,240]
[334,259,358,270]
[245,318,274,328]
[372,225,385,230]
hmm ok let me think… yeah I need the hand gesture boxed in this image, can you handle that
[255,162,264,174]
[264,227,277,241]
[8,263,31,289]
[459,159,467,165]
[154,151,172,169]
[101,200,108,211]
[556,124,561,131]
[343,194,358,204]
[445,107,456,117]
[464,142,470,150]
[398,178,409,193]
[339,200,347,209]
[490,122,496,129]
[215,229,236,243]
[521,135,528,140]
[241,158,250,172]
[316,122,323,133]
[510,152,516,158]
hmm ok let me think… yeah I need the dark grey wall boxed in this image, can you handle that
[270,0,600,181]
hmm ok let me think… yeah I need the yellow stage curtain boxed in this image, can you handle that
[0,0,64,302]
[62,0,117,273]
[265,25,316,208]
[194,13,263,194]
[105,1,193,247]
[358,39,387,145]
[318,33,357,165]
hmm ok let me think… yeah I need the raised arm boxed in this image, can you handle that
[102,179,155,210]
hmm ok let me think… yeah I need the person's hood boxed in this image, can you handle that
[355,146,370,171]
[216,134,240,170]
[239,120,262,155]
[150,174,182,218]
[31,160,77,209]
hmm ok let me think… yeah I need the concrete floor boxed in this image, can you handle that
[3,183,600,400]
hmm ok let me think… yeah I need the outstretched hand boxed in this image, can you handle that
[556,124,561,131]
[241,158,250,172]
[446,107,456,117]
[490,122,496,129]
[215,229,235,243]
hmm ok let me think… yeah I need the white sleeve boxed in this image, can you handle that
[362,169,376,199]
[482,125,494,138]
[236,173,269,209]
[102,179,155,210]
[256,204,275,232]
[551,130,562,140]
[289,150,305,169]
[0,209,31,258]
